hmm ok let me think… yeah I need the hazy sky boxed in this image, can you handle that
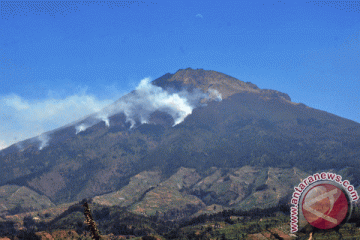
[1,0,360,150]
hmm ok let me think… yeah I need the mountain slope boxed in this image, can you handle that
[0,68,359,216]
[0,185,54,216]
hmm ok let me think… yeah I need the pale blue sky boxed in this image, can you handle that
[1,0,359,149]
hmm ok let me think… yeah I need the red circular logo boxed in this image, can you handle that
[301,183,349,229]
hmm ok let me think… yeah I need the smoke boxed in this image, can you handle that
[0,78,222,152]
[75,112,111,134]
[0,91,112,151]
[0,141,7,151]
[37,134,50,150]
[76,124,89,134]
[15,141,24,151]
[106,78,206,126]
[74,77,222,133]
[96,114,110,127]
[208,88,222,101]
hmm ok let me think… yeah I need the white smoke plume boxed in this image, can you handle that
[96,114,110,127]
[76,124,89,134]
[74,77,222,133]
[106,78,203,127]
[208,89,222,101]
[0,92,112,151]
[37,134,50,150]
[0,141,7,151]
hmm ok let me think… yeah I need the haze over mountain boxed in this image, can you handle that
[1,68,359,218]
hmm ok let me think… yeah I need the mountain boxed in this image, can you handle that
[0,185,54,217]
[1,68,359,218]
